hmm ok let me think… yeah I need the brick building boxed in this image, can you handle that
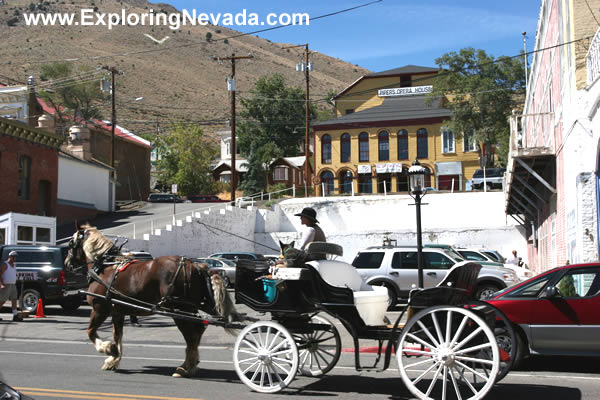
[0,117,63,216]
[505,0,600,271]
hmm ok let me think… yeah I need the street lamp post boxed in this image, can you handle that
[408,159,427,289]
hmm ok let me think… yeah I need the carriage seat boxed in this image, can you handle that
[306,259,389,326]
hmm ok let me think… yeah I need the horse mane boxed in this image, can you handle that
[80,224,114,260]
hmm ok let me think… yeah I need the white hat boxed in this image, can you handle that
[8,251,18,257]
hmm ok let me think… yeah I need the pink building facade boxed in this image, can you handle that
[506,0,600,272]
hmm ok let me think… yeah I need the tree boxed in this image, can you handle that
[39,62,104,130]
[237,74,317,193]
[155,124,218,196]
[429,48,525,166]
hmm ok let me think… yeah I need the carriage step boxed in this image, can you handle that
[386,323,405,329]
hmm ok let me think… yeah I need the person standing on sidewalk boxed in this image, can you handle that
[0,251,23,322]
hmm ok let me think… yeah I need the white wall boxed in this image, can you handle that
[58,156,111,212]
[123,206,262,258]
[117,192,528,264]
[256,192,527,263]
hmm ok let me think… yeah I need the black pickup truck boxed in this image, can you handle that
[0,245,88,312]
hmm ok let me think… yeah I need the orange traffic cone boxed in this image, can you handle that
[33,299,46,318]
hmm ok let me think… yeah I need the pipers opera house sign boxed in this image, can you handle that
[378,85,433,97]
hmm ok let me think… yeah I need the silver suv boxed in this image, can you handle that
[351,245,519,307]
[471,168,506,190]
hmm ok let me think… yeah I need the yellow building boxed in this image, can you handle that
[312,65,480,196]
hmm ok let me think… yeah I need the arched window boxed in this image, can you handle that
[339,170,353,194]
[322,134,332,164]
[321,171,335,196]
[359,132,369,162]
[397,129,408,160]
[417,128,428,158]
[378,131,389,161]
[340,133,351,162]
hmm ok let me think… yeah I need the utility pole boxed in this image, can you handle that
[522,32,528,92]
[217,53,253,202]
[101,66,121,170]
[285,43,313,197]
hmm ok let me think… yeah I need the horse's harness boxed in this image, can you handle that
[69,232,218,314]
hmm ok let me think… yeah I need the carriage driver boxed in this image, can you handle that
[295,207,326,250]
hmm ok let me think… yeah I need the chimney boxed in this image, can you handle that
[37,114,55,132]
[63,125,92,160]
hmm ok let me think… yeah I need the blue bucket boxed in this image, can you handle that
[263,278,278,302]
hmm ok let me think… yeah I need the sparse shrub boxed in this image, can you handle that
[224,39,228,44]
[215,29,221,33]
[7,16,19,26]
[205,32,212,41]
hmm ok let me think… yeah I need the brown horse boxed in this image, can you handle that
[64,224,237,377]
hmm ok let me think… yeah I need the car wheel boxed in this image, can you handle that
[60,296,82,311]
[222,276,231,288]
[475,283,501,299]
[495,326,526,369]
[20,288,42,313]
[485,182,493,191]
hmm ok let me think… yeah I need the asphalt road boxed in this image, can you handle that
[1,303,599,400]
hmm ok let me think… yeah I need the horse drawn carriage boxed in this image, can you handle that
[66,226,515,400]
[231,242,515,399]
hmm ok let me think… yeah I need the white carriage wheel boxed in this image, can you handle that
[397,305,500,400]
[233,321,298,393]
[293,315,341,377]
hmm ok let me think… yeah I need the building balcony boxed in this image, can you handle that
[504,112,556,227]
[587,27,600,86]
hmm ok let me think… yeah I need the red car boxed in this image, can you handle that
[486,262,600,365]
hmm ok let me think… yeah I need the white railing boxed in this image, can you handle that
[588,27,600,85]
[234,184,296,208]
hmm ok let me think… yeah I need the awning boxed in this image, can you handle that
[505,146,556,226]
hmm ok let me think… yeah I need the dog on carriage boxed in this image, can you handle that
[65,224,240,378]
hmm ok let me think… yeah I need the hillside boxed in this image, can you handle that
[0,0,370,137]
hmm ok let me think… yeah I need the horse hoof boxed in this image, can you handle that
[172,367,189,378]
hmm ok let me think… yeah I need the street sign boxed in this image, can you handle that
[171,184,177,194]
[17,271,38,281]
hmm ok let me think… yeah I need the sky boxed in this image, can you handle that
[168,0,542,72]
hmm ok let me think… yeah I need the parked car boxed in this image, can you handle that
[351,245,519,307]
[480,249,506,263]
[194,257,236,287]
[455,248,533,280]
[209,252,267,262]
[0,245,88,312]
[471,168,506,190]
[187,195,227,203]
[147,193,184,203]
[486,262,600,366]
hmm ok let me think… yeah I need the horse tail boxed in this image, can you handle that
[209,274,239,335]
